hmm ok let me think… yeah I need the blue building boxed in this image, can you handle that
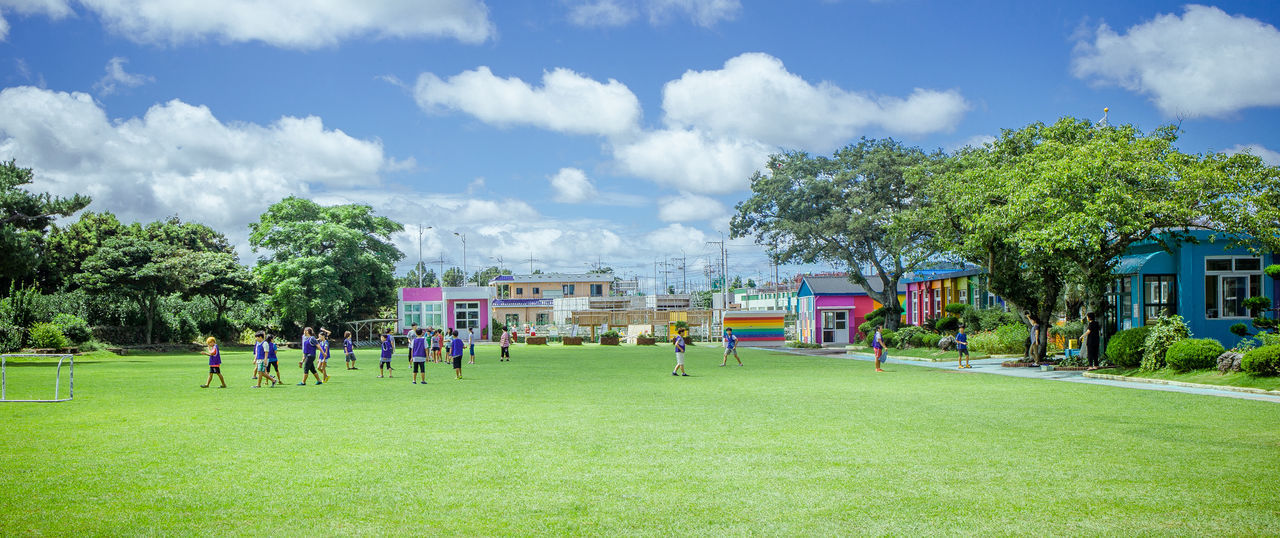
[1110,231,1278,345]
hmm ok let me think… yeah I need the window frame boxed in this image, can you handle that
[1205,256,1263,319]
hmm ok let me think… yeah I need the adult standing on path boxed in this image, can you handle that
[672,328,689,377]
[1083,312,1101,370]
[720,327,742,367]
[1026,313,1041,361]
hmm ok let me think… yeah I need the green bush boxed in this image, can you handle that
[51,313,91,344]
[934,316,960,333]
[1140,315,1191,371]
[857,320,877,337]
[0,322,22,353]
[967,324,1028,354]
[1230,323,1251,337]
[1048,321,1085,342]
[1241,344,1280,376]
[966,331,1001,354]
[893,325,927,349]
[1266,264,1280,280]
[975,309,1017,333]
[912,331,936,348]
[1106,326,1150,368]
[1165,338,1225,372]
[28,322,69,349]
[944,302,968,316]
[600,330,621,339]
[880,329,896,348]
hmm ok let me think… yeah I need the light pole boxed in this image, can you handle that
[453,232,467,286]
[417,225,433,287]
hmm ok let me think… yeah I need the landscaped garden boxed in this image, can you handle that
[2,344,1278,535]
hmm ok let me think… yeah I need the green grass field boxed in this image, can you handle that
[2,344,1279,535]
[1097,367,1280,392]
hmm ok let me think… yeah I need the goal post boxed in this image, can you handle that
[1,354,74,402]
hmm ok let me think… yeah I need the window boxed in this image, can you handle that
[910,291,919,325]
[821,310,847,343]
[959,289,968,306]
[562,284,576,296]
[1117,276,1133,329]
[515,287,523,296]
[932,290,941,317]
[402,303,422,328]
[532,287,540,296]
[453,301,481,331]
[1142,275,1176,322]
[535,312,550,325]
[1206,256,1263,319]
[402,303,443,329]
[590,284,603,297]
[504,314,520,328]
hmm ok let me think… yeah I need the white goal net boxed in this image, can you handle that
[1,354,74,402]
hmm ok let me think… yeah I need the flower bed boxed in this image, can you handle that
[561,337,582,346]
[599,336,620,346]
[636,336,656,346]
[525,336,547,346]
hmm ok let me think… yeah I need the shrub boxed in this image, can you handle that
[934,316,960,333]
[1048,321,1085,342]
[1266,264,1280,280]
[944,302,968,316]
[1230,323,1251,337]
[1241,344,1280,376]
[1106,326,1150,368]
[600,330,621,339]
[857,320,877,337]
[51,313,91,344]
[1165,338,1225,372]
[921,314,941,334]
[1243,296,1272,315]
[912,332,936,348]
[28,322,69,349]
[880,329,896,348]
[893,325,927,349]
[0,322,22,353]
[1141,315,1191,371]
[967,324,1028,355]
[966,331,1000,355]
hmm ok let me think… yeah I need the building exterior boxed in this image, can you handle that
[731,285,799,313]
[489,273,615,330]
[796,275,906,345]
[904,268,1005,327]
[722,311,786,346]
[1109,231,1278,345]
[397,287,493,338]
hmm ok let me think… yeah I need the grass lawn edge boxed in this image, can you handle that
[1084,370,1280,395]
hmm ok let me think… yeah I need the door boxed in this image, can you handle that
[821,310,849,344]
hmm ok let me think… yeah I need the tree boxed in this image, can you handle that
[38,211,125,290]
[746,278,756,288]
[399,262,439,288]
[730,276,743,289]
[471,266,511,287]
[181,252,259,325]
[587,266,614,274]
[442,267,465,287]
[732,138,939,330]
[137,217,233,254]
[249,197,404,330]
[1,160,91,288]
[76,235,187,344]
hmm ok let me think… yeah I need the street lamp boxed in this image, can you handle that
[417,225,433,287]
[453,232,467,286]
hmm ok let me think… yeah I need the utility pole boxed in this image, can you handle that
[453,232,467,285]
[527,252,539,274]
[706,234,728,311]
[416,225,433,287]
[432,254,450,285]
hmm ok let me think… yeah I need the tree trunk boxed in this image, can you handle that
[144,297,155,344]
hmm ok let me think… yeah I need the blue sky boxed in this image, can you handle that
[2,0,1279,289]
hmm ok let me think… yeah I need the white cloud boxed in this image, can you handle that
[1224,144,1280,166]
[612,128,772,194]
[94,56,154,95]
[0,14,8,40]
[0,86,394,253]
[661,52,969,150]
[70,0,493,48]
[644,222,711,250]
[548,167,598,203]
[567,0,740,28]
[414,66,642,136]
[0,0,73,40]
[1072,5,1280,118]
[657,192,726,222]
[947,134,995,153]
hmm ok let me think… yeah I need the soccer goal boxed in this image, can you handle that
[1,354,74,402]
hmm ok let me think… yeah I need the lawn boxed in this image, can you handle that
[1096,367,1280,392]
[2,344,1279,535]
[844,344,991,362]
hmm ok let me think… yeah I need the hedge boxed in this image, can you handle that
[1242,345,1280,376]
[1106,326,1149,368]
[1165,338,1225,372]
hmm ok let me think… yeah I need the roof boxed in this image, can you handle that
[489,272,614,284]
[798,275,906,296]
[1113,251,1165,275]
[903,267,987,284]
[492,298,554,307]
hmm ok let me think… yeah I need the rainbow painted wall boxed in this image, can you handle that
[723,311,785,346]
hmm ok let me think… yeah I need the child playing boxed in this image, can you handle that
[499,327,511,362]
[343,330,358,370]
[201,336,227,388]
[378,330,394,378]
[253,331,280,388]
[466,327,475,365]
[956,325,971,369]
[672,328,689,377]
[317,330,332,383]
[872,326,886,372]
[410,328,428,384]
[265,334,282,383]
[720,327,742,367]
[431,329,443,363]
[450,329,464,379]
[298,327,322,386]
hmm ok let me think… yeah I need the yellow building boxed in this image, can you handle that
[489,273,614,329]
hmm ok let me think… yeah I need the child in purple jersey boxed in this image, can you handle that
[253,331,280,388]
[298,327,322,386]
[265,334,282,383]
[378,330,395,378]
[317,330,332,383]
[449,330,464,379]
[410,328,428,385]
[343,330,358,370]
[201,336,226,388]
[672,328,689,377]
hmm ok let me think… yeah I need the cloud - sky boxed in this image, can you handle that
[2,1,1280,286]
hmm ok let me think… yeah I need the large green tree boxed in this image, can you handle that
[249,197,404,330]
[180,251,260,325]
[38,211,125,290]
[441,267,465,287]
[731,138,939,330]
[76,235,187,344]
[1,160,91,288]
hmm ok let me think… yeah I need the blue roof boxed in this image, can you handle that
[492,298,552,307]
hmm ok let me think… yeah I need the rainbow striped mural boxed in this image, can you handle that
[723,311,786,346]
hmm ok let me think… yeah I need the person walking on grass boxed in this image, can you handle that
[265,334,282,384]
[956,324,971,369]
[253,331,280,388]
[1083,312,1101,370]
[298,327,322,386]
[201,336,227,388]
[317,330,332,383]
[466,327,475,365]
[378,331,394,378]
[450,329,464,379]
[499,327,511,361]
[720,327,742,367]
[672,328,689,377]
[410,328,428,385]
[343,331,358,370]
[872,326,886,372]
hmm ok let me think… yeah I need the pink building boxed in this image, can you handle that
[795,275,905,345]
[398,287,493,339]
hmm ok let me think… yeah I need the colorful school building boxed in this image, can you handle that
[796,275,906,345]
[397,286,493,338]
[731,285,799,314]
[904,268,1005,326]
[722,310,786,346]
[1109,231,1278,345]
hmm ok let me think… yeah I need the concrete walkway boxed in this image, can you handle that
[769,348,1280,404]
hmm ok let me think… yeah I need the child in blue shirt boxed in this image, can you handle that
[265,334,282,383]
[298,327,322,385]
[378,330,395,378]
[672,328,688,377]
[343,330,358,370]
[450,330,464,379]
[720,327,742,367]
[317,330,331,383]
[253,331,280,388]
[956,324,971,369]
[410,328,428,385]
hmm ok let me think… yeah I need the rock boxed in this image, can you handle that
[937,335,955,351]
[1217,351,1243,373]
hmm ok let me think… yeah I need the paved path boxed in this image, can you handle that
[768,348,1280,404]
